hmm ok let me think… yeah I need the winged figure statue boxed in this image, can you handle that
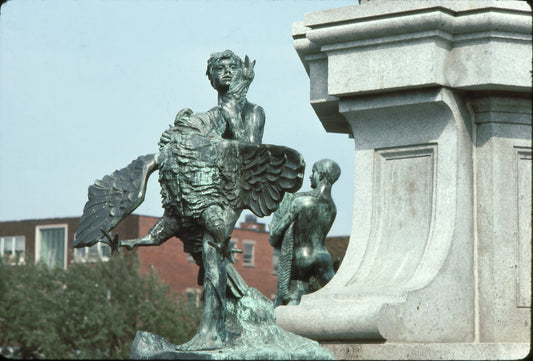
[73,50,305,351]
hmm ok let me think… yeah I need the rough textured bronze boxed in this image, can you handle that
[72,51,337,359]
[270,159,340,306]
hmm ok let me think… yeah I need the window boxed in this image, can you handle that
[186,288,201,307]
[243,240,255,266]
[35,225,67,269]
[0,236,25,264]
[74,242,111,263]
[273,248,280,274]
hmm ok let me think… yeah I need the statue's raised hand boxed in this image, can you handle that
[242,55,255,83]
[227,55,255,98]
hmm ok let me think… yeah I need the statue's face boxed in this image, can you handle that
[310,166,321,189]
[210,58,242,92]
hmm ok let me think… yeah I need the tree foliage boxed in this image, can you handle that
[0,252,201,359]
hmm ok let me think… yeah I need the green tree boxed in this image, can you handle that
[0,252,201,359]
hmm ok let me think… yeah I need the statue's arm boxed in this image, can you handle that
[245,104,265,144]
[220,57,260,142]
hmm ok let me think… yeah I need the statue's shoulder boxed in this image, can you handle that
[294,190,316,199]
[244,101,265,115]
[293,192,319,209]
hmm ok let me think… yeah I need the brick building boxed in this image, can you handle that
[136,214,280,301]
[0,215,152,268]
[0,214,347,301]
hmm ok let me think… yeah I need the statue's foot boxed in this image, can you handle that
[175,330,224,351]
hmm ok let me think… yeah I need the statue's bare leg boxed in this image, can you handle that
[287,279,308,305]
[177,205,239,351]
[316,251,335,286]
[176,232,226,351]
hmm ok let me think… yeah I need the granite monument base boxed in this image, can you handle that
[322,342,530,360]
[283,3,531,359]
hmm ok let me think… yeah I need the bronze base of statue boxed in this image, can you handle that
[130,288,335,360]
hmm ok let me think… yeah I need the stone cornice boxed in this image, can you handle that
[303,1,531,28]
[292,0,532,136]
[295,2,531,57]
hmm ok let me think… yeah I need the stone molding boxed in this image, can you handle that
[293,1,531,134]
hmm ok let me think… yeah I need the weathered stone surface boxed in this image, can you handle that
[470,97,532,342]
[283,1,531,359]
[277,88,479,343]
[322,342,531,360]
[130,288,335,360]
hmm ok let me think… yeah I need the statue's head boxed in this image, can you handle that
[206,50,243,91]
[310,159,341,188]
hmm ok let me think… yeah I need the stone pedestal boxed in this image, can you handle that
[277,1,531,359]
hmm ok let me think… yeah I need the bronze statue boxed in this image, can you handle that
[270,159,340,306]
[73,50,305,351]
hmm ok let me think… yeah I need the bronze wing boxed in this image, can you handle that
[74,154,158,248]
[237,143,305,217]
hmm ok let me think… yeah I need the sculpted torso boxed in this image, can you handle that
[290,194,336,281]
[270,158,341,306]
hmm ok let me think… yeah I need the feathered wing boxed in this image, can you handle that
[269,191,298,306]
[269,191,296,248]
[275,222,295,306]
[237,143,305,217]
[74,154,158,248]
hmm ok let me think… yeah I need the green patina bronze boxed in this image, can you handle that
[270,159,340,307]
[73,50,335,359]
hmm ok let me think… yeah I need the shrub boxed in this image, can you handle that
[0,252,201,359]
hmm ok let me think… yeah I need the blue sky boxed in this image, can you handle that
[0,0,358,236]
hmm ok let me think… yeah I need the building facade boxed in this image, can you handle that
[0,214,347,302]
[135,214,280,301]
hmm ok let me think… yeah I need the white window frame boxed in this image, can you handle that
[73,242,111,263]
[242,240,255,267]
[0,235,26,265]
[35,224,68,269]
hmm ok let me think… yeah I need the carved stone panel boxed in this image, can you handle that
[348,144,436,290]
[516,147,531,308]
